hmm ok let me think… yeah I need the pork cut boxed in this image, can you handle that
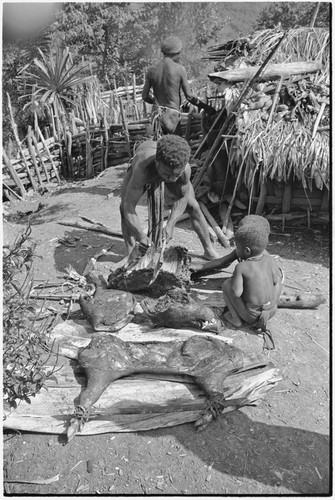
[141,288,225,334]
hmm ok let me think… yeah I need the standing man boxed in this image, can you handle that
[142,35,215,136]
[120,135,220,261]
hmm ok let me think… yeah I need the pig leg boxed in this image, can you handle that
[67,368,124,441]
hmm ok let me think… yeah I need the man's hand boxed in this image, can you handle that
[198,100,217,116]
[138,236,151,255]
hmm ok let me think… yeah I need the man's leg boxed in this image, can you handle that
[186,185,219,260]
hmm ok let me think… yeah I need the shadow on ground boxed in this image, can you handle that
[142,411,330,494]
[54,230,126,275]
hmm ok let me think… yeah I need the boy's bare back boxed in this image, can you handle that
[233,254,281,305]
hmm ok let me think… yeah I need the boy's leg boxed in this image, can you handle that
[222,279,243,327]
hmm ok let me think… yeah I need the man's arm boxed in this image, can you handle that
[164,192,188,243]
[179,66,216,116]
[142,71,154,105]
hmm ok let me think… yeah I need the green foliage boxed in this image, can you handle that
[255,2,330,30]
[21,46,94,117]
[3,226,59,409]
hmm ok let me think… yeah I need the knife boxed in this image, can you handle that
[148,238,166,286]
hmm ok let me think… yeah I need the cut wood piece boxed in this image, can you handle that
[278,293,326,309]
[219,203,234,240]
[199,201,230,248]
[108,245,191,297]
[58,219,123,239]
[208,61,322,83]
[66,333,282,439]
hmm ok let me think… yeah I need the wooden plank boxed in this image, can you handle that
[208,61,322,83]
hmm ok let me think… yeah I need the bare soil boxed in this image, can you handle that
[3,165,330,495]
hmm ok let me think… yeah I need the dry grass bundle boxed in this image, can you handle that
[228,106,329,191]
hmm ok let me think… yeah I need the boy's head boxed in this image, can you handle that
[239,215,270,235]
[156,135,191,183]
[235,224,269,260]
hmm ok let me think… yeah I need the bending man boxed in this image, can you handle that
[120,135,219,260]
[142,35,215,136]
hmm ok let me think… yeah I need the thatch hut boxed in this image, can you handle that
[200,27,330,228]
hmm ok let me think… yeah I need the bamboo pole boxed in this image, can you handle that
[310,2,320,27]
[58,219,123,239]
[199,201,230,248]
[85,124,93,178]
[312,102,326,139]
[36,127,61,183]
[192,31,288,192]
[27,126,43,185]
[2,150,27,196]
[6,93,37,190]
[30,131,50,183]
[119,97,131,156]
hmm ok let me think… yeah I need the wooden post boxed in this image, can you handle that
[6,93,37,190]
[27,126,43,185]
[85,124,93,178]
[30,131,50,183]
[282,183,292,214]
[119,97,132,157]
[320,188,329,212]
[2,150,27,197]
[36,126,61,183]
[255,179,268,215]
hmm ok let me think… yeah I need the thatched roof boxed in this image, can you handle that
[207,27,330,190]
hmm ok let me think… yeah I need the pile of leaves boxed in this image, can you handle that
[3,225,59,409]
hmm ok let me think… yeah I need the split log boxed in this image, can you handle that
[108,245,191,297]
[208,61,322,83]
[278,293,326,309]
[66,333,282,440]
[57,219,123,239]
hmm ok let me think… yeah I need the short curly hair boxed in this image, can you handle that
[239,215,270,235]
[156,135,191,173]
[235,224,269,257]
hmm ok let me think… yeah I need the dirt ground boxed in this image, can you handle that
[3,164,330,496]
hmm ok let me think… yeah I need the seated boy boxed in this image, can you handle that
[222,222,283,336]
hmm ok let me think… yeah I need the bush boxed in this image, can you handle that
[3,225,59,409]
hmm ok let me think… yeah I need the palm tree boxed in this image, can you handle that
[20,47,95,136]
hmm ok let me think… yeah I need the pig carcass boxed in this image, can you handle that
[67,334,281,441]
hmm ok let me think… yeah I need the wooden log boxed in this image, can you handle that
[58,219,123,239]
[208,61,323,83]
[278,293,326,309]
[2,150,27,196]
[199,201,230,248]
[27,126,43,185]
[30,131,50,183]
